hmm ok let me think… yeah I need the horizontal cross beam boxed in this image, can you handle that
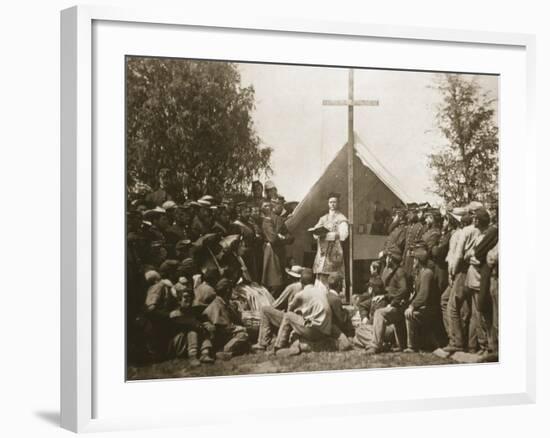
[322,99,379,106]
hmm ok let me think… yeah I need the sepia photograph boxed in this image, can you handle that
[125,56,499,380]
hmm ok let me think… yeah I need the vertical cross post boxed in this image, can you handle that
[347,69,355,300]
[322,70,379,303]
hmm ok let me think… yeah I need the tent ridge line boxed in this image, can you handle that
[354,133,413,203]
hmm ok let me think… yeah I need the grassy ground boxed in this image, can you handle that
[127,349,457,380]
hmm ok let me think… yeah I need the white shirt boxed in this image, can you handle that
[288,284,332,334]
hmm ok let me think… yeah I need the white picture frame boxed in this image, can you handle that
[60,4,536,433]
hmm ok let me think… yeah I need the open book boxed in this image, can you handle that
[308,225,331,236]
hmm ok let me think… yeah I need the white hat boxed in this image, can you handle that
[162,200,177,210]
[285,265,304,278]
[451,207,468,216]
[219,234,241,250]
[264,180,276,190]
[448,213,462,224]
[143,207,166,220]
[466,201,483,212]
[144,270,160,282]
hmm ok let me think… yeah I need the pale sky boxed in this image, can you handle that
[238,63,498,205]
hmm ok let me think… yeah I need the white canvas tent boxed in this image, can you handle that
[285,134,412,270]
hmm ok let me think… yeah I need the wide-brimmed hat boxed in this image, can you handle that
[175,239,192,251]
[220,234,241,250]
[197,199,212,208]
[193,233,219,247]
[447,212,462,226]
[466,201,484,212]
[451,207,468,217]
[285,265,305,278]
[144,270,160,283]
[143,206,166,221]
[162,200,177,210]
[159,259,180,276]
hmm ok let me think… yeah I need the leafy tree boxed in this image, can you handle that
[428,74,498,206]
[126,57,272,201]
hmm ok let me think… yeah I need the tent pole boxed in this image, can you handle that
[347,68,354,303]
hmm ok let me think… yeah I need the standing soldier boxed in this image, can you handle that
[383,209,407,257]
[403,205,424,278]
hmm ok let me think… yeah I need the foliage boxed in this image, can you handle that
[428,74,499,205]
[126,57,272,201]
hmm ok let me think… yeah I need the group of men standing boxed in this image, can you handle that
[353,201,499,359]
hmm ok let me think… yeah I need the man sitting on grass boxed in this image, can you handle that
[355,261,385,324]
[354,248,409,353]
[203,278,249,360]
[251,265,305,352]
[193,267,218,306]
[142,260,184,361]
[326,272,354,351]
[272,268,333,355]
[168,280,214,366]
[404,247,439,352]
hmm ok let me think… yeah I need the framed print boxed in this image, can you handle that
[61,5,536,432]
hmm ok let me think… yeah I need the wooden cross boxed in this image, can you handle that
[322,68,379,301]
